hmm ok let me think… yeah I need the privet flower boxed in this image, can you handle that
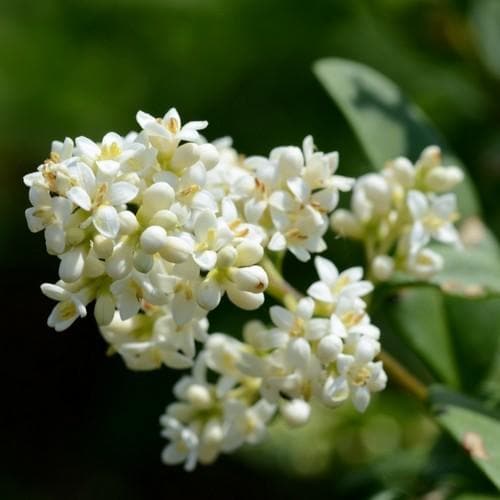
[24,108,351,371]
[28,108,471,472]
[160,256,386,470]
[330,146,463,281]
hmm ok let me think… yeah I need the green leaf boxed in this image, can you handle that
[430,387,500,490]
[387,287,459,387]
[313,57,479,217]
[445,295,500,393]
[470,0,500,80]
[313,58,500,298]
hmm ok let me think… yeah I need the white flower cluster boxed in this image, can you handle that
[160,256,386,470]
[24,108,350,370]
[331,146,463,281]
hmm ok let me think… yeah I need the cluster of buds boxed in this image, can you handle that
[160,256,386,470]
[331,146,463,281]
[23,108,351,370]
[25,108,463,471]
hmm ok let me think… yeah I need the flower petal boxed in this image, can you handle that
[67,186,92,211]
[93,205,120,238]
[314,256,338,285]
[108,182,139,206]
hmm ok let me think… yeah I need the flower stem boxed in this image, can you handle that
[378,350,428,402]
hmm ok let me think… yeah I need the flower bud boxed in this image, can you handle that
[93,234,114,260]
[118,210,139,235]
[230,265,268,293]
[424,166,464,192]
[419,145,441,168]
[171,143,200,172]
[83,252,106,278]
[276,146,303,176]
[317,334,343,364]
[330,209,363,238]
[106,243,133,280]
[94,292,115,326]
[226,287,264,310]
[390,157,415,187]
[140,225,168,254]
[359,174,391,214]
[141,182,175,219]
[280,399,311,428]
[45,224,66,255]
[66,227,86,246]
[355,337,379,364]
[234,240,264,267]
[186,384,212,409]
[202,420,224,447]
[199,143,219,170]
[149,209,178,230]
[133,250,154,273]
[159,236,192,263]
[197,278,222,311]
[59,247,85,282]
[216,245,237,268]
[371,255,394,282]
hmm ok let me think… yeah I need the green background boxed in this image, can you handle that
[2,0,500,498]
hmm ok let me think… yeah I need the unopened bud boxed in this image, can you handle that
[199,143,219,170]
[226,287,264,310]
[140,225,168,254]
[133,250,154,273]
[197,278,222,311]
[230,265,268,293]
[186,384,212,409]
[118,210,139,235]
[360,174,391,213]
[141,182,175,219]
[216,245,237,268]
[390,157,415,187]
[424,166,464,192]
[93,234,114,260]
[330,209,363,238]
[94,292,115,326]
[372,255,394,282]
[149,209,178,230]
[234,240,264,267]
[280,399,311,427]
[317,334,343,364]
[159,236,192,263]
[66,227,86,246]
[171,143,199,172]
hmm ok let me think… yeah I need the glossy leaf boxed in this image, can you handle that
[387,287,459,387]
[431,387,500,490]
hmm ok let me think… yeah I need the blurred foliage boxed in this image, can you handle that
[3,0,500,499]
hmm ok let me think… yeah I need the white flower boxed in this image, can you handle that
[160,416,199,471]
[307,256,373,306]
[66,161,139,238]
[406,247,444,279]
[41,282,91,332]
[323,346,386,413]
[137,108,207,157]
[25,187,74,255]
[222,399,276,452]
[407,191,461,253]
